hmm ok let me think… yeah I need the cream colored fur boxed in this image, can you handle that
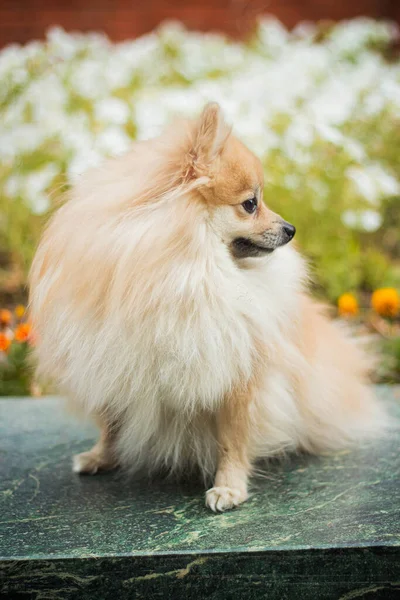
[29,103,387,511]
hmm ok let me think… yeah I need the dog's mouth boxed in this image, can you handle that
[231,222,296,259]
[231,237,275,259]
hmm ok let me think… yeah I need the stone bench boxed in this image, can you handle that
[1,387,400,599]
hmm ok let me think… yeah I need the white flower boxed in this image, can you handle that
[70,59,107,99]
[286,117,315,147]
[363,90,385,116]
[67,151,103,183]
[382,77,400,106]
[347,164,400,204]
[0,125,45,160]
[29,193,51,215]
[343,139,366,162]
[342,209,358,228]
[327,18,396,56]
[307,81,356,125]
[62,114,93,152]
[47,27,81,60]
[341,209,382,232]
[347,166,379,205]
[22,164,59,214]
[369,164,400,197]
[4,175,22,198]
[24,164,59,196]
[360,209,383,232]
[94,97,130,124]
[94,127,132,156]
[28,74,68,123]
[258,18,289,54]
[315,123,343,145]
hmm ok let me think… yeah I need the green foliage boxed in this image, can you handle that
[263,136,399,301]
[0,342,32,395]
[380,336,400,383]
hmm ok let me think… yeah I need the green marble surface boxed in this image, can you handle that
[1,387,400,599]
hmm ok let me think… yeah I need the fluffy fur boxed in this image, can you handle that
[29,103,387,511]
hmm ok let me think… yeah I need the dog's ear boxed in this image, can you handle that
[189,103,231,178]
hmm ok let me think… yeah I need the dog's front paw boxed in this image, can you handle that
[73,451,116,475]
[205,486,248,512]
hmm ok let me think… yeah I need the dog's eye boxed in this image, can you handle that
[242,197,258,214]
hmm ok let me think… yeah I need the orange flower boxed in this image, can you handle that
[15,304,25,319]
[14,323,32,343]
[338,293,359,317]
[0,333,11,352]
[0,309,12,326]
[371,288,399,318]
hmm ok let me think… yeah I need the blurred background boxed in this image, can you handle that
[0,1,399,394]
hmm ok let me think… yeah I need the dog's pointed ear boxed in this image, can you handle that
[190,103,231,177]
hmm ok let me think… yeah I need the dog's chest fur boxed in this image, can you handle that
[127,241,303,413]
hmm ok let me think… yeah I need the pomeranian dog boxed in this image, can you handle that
[29,103,386,511]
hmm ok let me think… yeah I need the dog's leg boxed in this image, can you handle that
[73,415,120,475]
[205,383,253,512]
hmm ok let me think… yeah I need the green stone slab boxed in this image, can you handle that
[1,387,400,599]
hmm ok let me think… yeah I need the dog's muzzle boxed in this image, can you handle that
[231,220,296,259]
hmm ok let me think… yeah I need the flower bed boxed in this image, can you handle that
[0,307,35,395]
[0,18,399,391]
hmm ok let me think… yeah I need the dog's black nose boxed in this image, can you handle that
[282,222,296,241]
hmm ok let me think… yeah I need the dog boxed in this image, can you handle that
[29,103,387,511]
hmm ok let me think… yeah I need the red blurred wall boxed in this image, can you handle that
[1,0,399,48]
